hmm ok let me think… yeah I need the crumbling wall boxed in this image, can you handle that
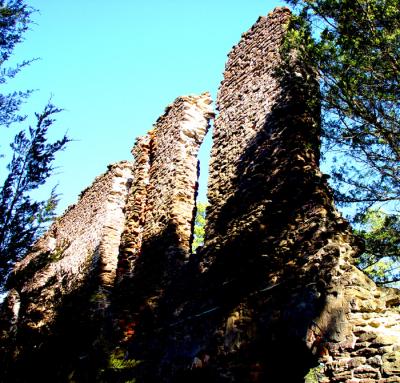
[205,7,320,250]
[108,94,214,380]
[115,93,213,284]
[101,8,338,382]
[140,93,214,262]
[200,6,400,383]
[1,6,399,383]
[117,135,151,280]
[314,267,400,383]
[5,161,133,328]
[0,93,214,382]
[0,161,133,381]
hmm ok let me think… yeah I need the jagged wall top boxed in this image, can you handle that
[117,92,213,280]
[205,6,321,248]
[5,161,133,328]
[1,6,400,383]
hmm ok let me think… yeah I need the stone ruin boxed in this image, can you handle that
[1,7,400,383]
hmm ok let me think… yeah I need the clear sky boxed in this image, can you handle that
[2,0,286,214]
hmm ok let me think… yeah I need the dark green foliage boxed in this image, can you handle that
[0,104,69,287]
[0,0,32,61]
[0,1,35,127]
[355,210,400,285]
[0,1,69,289]
[284,0,400,284]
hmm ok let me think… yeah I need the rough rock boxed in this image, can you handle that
[0,6,399,383]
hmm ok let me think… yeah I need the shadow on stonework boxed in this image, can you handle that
[0,245,114,383]
[96,69,336,381]
[0,68,362,382]
[106,222,209,382]
[163,64,347,381]
[103,221,323,381]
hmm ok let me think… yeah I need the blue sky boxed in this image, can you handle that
[2,0,285,213]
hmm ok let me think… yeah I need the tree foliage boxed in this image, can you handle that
[0,104,69,284]
[284,0,400,284]
[0,1,69,288]
[0,0,34,128]
[355,210,400,285]
[192,202,207,253]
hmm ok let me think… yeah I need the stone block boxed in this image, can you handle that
[382,352,400,376]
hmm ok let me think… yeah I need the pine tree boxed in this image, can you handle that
[0,1,69,289]
[284,0,400,284]
[0,104,69,286]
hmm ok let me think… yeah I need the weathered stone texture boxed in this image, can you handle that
[116,93,213,282]
[205,7,320,250]
[1,6,399,383]
[4,161,133,329]
[196,6,400,383]
[117,135,151,280]
[109,94,214,380]
[0,91,213,381]
[141,93,214,261]
[0,161,133,383]
[205,8,290,244]
[318,267,400,382]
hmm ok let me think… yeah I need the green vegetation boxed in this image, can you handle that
[0,1,69,290]
[355,209,400,284]
[304,365,325,383]
[284,0,400,284]
[192,201,207,252]
[107,348,141,373]
[90,290,109,305]
[95,346,141,383]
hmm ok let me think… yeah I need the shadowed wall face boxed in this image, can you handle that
[0,93,214,382]
[117,135,151,280]
[205,7,320,252]
[117,93,214,282]
[1,6,400,383]
[200,6,400,383]
[141,93,214,263]
[0,161,134,381]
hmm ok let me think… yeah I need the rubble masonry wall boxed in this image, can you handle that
[203,7,400,383]
[6,161,133,329]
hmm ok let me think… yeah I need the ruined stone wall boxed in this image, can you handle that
[0,92,213,382]
[116,93,213,284]
[109,95,214,378]
[0,161,133,382]
[1,6,399,383]
[141,93,214,262]
[117,135,151,280]
[199,6,400,383]
[205,7,319,250]
[3,161,133,330]
[315,267,400,382]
